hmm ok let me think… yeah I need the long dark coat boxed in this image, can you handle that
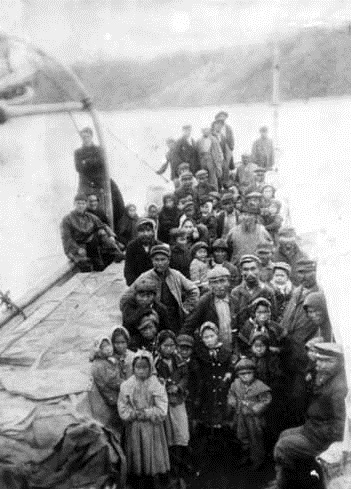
[154,353,189,406]
[123,237,161,286]
[121,296,170,340]
[170,243,192,279]
[173,136,199,175]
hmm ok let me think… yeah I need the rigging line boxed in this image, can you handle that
[102,122,170,184]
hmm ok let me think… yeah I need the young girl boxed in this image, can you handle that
[118,350,170,488]
[270,262,294,322]
[158,194,179,244]
[227,358,272,469]
[89,331,133,436]
[131,311,160,355]
[118,203,139,247]
[189,241,209,294]
[155,330,190,487]
[181,218,209,247]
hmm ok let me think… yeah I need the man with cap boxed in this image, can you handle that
[211,238,240,290]
[234,154,258,195]
[273,227,309,286]
[214,111,235,169]
[273,343,347,489]
[245,166,267,194]
[227,209,273,265]
[196,127,224,191]
[183,266,238,351]
[74,126,125,231]
[244,191,263,214]
[256,241,275,283]
[251,125,274,170]
[270,262,294,322]
[194,169,217,200]
[280,259,323,427]
[121,243,199,334]
[173,124,199,175]
[173,171,197,207]
[217,193,240,239]
[60,194,120,271]
[230,254,277,329]
[123,218,161,286]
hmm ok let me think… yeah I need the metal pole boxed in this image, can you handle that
[272,45,280,170]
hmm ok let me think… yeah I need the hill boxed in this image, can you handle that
[33,27,351,110]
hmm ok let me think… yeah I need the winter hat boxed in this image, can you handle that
[235,357,256,374]
[111,326,130,344]
[190,241,208,258]
[250,297,272,313]
[134,277,158,294]
[199,321,219,338]
[212,239,229,251]
[136,217,155,231]
[150,243,171,259]
[296,259,317,273]
[157,329,176,348]
[208,266,230,281]
[239,254,262,267]
[195,169,209,178]
[249,330,270,346]
[74,193,88,202]
[176,334,195,348]
[89,336,112,361]
[137,311,160,331]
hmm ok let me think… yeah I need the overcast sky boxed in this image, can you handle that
[1,0,350,62]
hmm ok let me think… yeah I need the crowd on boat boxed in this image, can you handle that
[59,113,347,489]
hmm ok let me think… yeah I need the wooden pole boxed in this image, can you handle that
[272,45,280,170]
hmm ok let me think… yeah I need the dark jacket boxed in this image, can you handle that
[118,208,139,246]
[238,318,285,354]
[170,243,192,279]
[158,207,179,243]
[173,136,199,175]
[74,144,105,188]
[302,368,347,447]
[155,353,188,406]
[121,296,170,337]
[60,210,104,257]
[303,291,333,342]
[124,237,161,286]
[230,281,277,329]
[273,243,309,286]
[198,214,218,244]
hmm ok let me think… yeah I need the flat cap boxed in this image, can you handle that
[199,321,219,337]
[245,191,263,200]
[176,334,195,348]
[212,239,229,251]
[221,192,235,203]
[214,111,229,120]
[239,254,262,267]
[136,217,155,230]
[74,193,88,202]
[254,167,267,173]
[256,242,274,252]
[180,171,193,180]
[235,357,256,373]
[150,243,171,258]
[190,241,209,257]
[208,266,231,281]
[295,259,317,272]
[314,343,343,359]
[195,169,209,177]
[273,262,292,275]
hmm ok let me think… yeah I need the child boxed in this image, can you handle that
[181,218,209,246]
[121,276,170,338]
[155,330,190,487]
[270,262,294,322]
[208,191,221,216]
[89,333,132,437]
[169,228,192,279]
[198,197,218,244]
[146,203,159,238]
[238,297,285,356]
[261,199,283,244]
[256,241,275,283]
[118,350,170,488]
[118,203,139,248]
[158,193,179,243]
[210,238,240,290]
[227,358,272,469]
[131,310,160,354]
[189,241,209,294]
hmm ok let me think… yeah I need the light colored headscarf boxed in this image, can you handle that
[89,335,112,362]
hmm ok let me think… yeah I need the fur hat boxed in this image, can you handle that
[176,334,194,348]
[190,241,208,257]
[235,357,255,373]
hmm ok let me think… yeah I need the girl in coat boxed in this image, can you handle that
[154,330,190,487]
[227,357,272,469]
[118,350,170,489]
[189,241,209,294]
[88,330,133,437]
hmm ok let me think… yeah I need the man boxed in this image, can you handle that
[251,126,274,170]
[193,169,216,200]
[245,166,266,194]
[74,126,125,231]
[183,266,237,351]
[211,239,241,290]
[60,194,119,271]
[173,171,196,206]
[234,154,257,195]
[244,191,262,214]
[274,227,309,285]
[227,209,272,266]
[196,127,223,190]
[273,343,347,489]
[214,111,235,168]
[124,218,160,286]
[256,241,275,283]
[217,193,239,239]
[156,138,179,181]
[211,119,230,187]
[230,254,277,329]
[280,259,323,427]
[121,244,199,333]
[173,125,199,175]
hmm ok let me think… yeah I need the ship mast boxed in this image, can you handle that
[272,44,280,169]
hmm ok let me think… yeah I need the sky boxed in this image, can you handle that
[0,0,350,62]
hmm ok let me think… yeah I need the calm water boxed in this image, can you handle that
[0,96,350,302]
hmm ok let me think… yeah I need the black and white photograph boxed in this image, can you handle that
[0,1,350,488]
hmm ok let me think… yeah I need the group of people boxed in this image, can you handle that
[60,118,347,489]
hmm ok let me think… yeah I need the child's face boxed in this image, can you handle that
[255,305,270,324]
[100,339,113,357]
[159,338,176,358]
[197,174,208,184]
[257,250,271,266]
[273,269,289,286]
[114,335,128,356]
[148,206,158,219]
[200,202,212,216]
[263,188,274,200]
[134,358,151,380]
[195,248,208,262]
[164,198,174,209]
[182,221,194,236]
[178,345,193,360]
[269,204,279,216]
[251,339,267,358]
[202,329,218,349]
[135,291,155,308]
[176,236,187,247]
[238,371,255,385]
[139,323,157,340]
[128,206,137,218]
[213,249,227,264]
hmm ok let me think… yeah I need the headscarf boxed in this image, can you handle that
[111,326,130,345]
[89,335,112,361]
